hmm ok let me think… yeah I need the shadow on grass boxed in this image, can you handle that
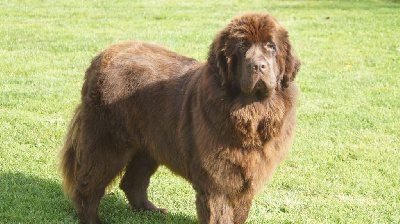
[0,172,197,223]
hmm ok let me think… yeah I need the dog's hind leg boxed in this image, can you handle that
[120,151,167,214]
[72,135,131,224]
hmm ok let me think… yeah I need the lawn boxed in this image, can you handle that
[1,0,399,223]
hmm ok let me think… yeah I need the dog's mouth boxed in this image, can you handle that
[253,80,270,99]
[241,79,274,100]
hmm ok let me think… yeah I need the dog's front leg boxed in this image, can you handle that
[232,193,254,224]
[195,192,234,224]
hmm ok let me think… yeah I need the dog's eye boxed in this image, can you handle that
[240,45,247,51]
[266,42,276,52]
[238,41,249,52]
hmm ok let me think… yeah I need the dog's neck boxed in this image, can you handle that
[228,95,286,149]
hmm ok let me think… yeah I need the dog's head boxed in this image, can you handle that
[208,13,300,99]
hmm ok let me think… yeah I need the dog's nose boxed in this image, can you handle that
[251,60,267,73]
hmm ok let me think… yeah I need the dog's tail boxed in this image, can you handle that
[59,104,82,196]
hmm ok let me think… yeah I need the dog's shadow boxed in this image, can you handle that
[0,172,197,223]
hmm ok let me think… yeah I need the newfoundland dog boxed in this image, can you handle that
[59,12,300,224]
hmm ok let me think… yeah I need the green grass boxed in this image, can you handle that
[1,0,399,223]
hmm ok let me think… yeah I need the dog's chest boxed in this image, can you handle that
[202,145,271,195]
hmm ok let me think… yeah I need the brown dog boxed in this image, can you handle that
[59,12,300,224]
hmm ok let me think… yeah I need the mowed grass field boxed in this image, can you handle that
[1,0,399,223]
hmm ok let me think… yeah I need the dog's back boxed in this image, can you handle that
[83,41,198,106]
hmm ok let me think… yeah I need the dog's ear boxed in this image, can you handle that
[276,31,301,88]
[207,26,233,87]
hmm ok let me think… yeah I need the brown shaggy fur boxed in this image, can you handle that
[59,12,300,224]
